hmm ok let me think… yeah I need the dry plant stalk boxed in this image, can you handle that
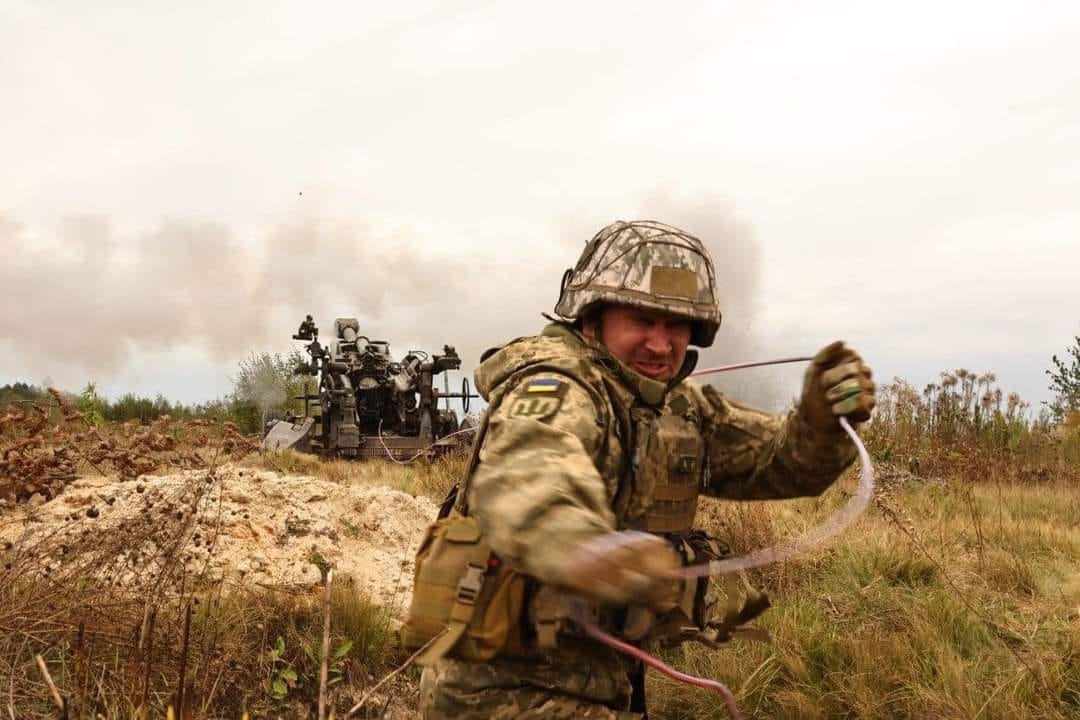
[1,389,253,503]
[345,630,448,719]
[176,602,193,719]
[318,569,334,720]
[1,394,261,715]
[34,654,65,717]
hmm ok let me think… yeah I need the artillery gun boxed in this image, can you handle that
[263,315,478,459]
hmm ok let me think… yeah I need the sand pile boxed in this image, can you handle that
[0,465,438,610]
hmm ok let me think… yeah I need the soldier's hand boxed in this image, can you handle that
[800,341,876,432]
[553,531,681,612]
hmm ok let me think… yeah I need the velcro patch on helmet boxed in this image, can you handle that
[507,378,568,421]
[650,266,698,302]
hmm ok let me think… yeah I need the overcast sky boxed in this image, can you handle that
[2,1,1078,413]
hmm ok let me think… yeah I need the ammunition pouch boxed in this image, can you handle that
[649,531,771,647]
[400,514,528,666]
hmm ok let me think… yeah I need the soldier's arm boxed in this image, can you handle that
[693,383,856,500]
[467,372,615,584]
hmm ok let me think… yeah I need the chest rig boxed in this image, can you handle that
[595,364,770,649]
[602,368,706,537]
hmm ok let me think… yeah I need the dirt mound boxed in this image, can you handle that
[0,465,437,611]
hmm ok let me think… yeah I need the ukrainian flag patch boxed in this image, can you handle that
[525,378,563,393]
[508,377,569,421]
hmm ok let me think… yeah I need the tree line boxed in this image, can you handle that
[3,335,1077,435]
[0,351,306,435]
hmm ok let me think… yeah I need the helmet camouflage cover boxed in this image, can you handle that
[554,220,722,347]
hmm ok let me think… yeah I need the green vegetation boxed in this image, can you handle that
[1,380,231,425]
[230,350,308,434]
[1047,334,1080,423]
[0,349,308,435]
[0,380,47,406]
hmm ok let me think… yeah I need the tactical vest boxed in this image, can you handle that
[602,376,705,537]
[402,326,767,663]
[466,327,706,535]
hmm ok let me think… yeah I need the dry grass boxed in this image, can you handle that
[864,372,1080,477]
[246,448,467,502]
[1,579,398,718]
[0,397,455,718]
[650,371,1080,718]
[5,371,1079,718]
[652,470,1080,720]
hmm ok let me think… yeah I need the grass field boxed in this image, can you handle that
[2,381,1079,718]
[651,474,1080,719]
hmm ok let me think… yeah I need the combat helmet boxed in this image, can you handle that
[554,220,722,347]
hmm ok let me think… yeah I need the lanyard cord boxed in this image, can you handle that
[678,415,874,578]
[690,356,815,376]
[576,357,877,719]
[576,612,745,719]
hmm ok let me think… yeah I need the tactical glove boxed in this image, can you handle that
[800,341,876,432]
[552,530,681,613]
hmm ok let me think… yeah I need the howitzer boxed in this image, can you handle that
[264,315,479,459]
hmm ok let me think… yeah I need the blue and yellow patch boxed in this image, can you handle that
[508,377,568,420]
[525,378,563,393]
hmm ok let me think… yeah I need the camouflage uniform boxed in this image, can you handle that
[419,324,857,719]
[418,221,865,719]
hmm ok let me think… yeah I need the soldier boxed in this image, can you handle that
[418,220,876,719]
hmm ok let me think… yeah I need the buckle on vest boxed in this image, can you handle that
[456,563,486,606]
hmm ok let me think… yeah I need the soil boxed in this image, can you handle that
[0,464,438,611]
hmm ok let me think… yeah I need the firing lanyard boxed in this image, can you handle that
[575,356,877,720]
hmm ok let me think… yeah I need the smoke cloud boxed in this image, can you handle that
[0,212,480,366]
[631,191,784,409]
[1,197,779,408]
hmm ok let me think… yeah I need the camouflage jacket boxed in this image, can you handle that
[465,322,856,586]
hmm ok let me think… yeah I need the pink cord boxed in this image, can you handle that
[576,607,743,719]
[691,356,813,376]
[676,417,874,579]
[576,357,876,719]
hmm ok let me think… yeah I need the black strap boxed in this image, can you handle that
[628,660,648,716]
[452,410,492,516]
[436,484,458,520]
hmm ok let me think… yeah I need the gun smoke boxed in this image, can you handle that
[0,195,780,409]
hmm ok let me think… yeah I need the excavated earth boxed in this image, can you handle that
[0,464,438,611]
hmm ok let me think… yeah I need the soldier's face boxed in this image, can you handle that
[583,305,692,382]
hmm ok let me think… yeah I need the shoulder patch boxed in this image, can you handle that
[507,378,569,420]
[524,378,564,393]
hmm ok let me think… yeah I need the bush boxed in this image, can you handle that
[1046,334,1080,422]
[230,351,307,434]
[862,368,1077,483]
